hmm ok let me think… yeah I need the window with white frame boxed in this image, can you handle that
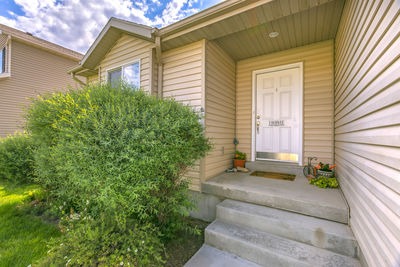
[107,61,140,89]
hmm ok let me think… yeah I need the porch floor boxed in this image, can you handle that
[202,162,349,224]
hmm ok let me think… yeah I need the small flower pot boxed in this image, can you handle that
[233,159,246,168]
[317,170,334,177]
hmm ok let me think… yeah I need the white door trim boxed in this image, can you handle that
[251,62,303,165]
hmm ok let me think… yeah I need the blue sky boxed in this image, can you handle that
[0,0,223,53]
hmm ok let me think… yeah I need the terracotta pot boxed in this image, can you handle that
[233,159,246,168]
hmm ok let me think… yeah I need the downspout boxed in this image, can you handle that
[154,33,163,98]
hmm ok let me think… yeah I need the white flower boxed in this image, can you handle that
[86,199,89,205]
[63,202,66,205]
[127,248,131,252]
[142,240,144,244]
[27,265,32,267]
[120,262,124,266]
[64,256,68,259]
[135,249,138,253]
[60,243,64,246]
[66,258,71,265]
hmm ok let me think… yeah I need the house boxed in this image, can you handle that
[70,0,400,266]
[0,24,83,137]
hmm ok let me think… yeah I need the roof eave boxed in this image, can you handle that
[80,17,155,70]
[159,0,257,37]
[0,25,83,61]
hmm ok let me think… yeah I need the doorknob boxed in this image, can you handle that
[256,121,260,134]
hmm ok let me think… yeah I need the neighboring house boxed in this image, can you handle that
[70,1,400,266]
[0,24,83,137]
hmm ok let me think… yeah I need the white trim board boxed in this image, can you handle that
[251,62,304,165]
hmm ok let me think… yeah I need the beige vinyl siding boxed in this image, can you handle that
[204,41,235,180]
[0,34,8,49]
[87,74,99,84]
[334,1,400,266]
[97,34,154,92]
[0,39,79,137]
[236,40,334,164]
[162,40,205,191]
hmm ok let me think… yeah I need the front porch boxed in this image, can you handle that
[187,161,359,267]
[202,161,348,223]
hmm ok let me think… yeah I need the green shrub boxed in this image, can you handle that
[0,132,35,183]
[40,215,165,266]
[309,176,339,188]
[25,83,210,262]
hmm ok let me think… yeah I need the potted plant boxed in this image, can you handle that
[233,151,247,168]
[315,162,336,177]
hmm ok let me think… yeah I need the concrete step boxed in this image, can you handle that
[205,220,361,267]
[217,199,358,258]
[202,173,348,223]
[184,245,262,267]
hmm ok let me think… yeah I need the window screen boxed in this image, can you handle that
[108,68,122,86]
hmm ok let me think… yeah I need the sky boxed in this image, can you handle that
[0,0,223,54]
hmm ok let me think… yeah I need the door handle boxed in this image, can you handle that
[256,121,260,134]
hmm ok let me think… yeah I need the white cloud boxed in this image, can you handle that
[150,0,161,6]
[154,0,199,26]
[0,0,216,53]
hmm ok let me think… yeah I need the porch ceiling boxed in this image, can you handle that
[162,0,345,61]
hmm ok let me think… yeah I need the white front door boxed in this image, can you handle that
[255,67,301,162]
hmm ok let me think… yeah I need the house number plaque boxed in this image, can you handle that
[269,120,284,126]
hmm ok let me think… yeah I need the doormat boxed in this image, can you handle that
[250,171,296,181]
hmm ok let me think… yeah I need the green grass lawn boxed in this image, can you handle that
[0,181,60,267]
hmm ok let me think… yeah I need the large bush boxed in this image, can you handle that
[26,83,210,265]
[0,132,35,183]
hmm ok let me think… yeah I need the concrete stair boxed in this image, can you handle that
[205,220,360,267]
[202,172,349,224]
[217,199,358,258]
[192,199,361,267]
